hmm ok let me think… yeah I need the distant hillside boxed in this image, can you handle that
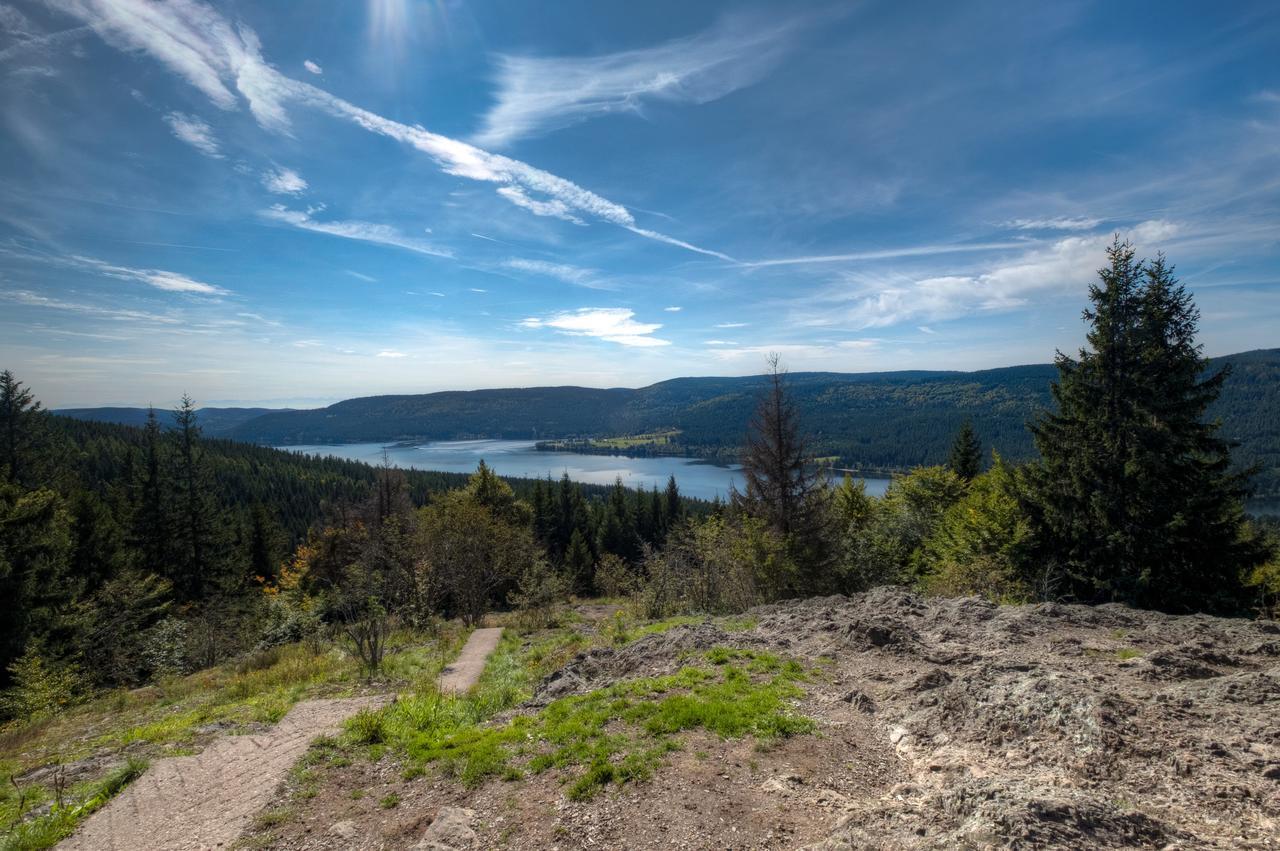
[57,406,289,436]
[224,349,1280,497]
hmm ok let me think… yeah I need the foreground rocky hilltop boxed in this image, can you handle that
[267,591,1279,850]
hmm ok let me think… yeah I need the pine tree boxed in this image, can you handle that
[0,371,42,486]
[737,355,817,538]
[131,407,169,578]
[563,528,594,595]
[947,419,982,481]
[1027,241,1267,612]
[170,395,215,600]
[649,485,664,541]
[663,475,683,531]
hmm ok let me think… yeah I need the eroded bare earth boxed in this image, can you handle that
[260,591,1279,849]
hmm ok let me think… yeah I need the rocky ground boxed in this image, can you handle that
[256,591,1280,850]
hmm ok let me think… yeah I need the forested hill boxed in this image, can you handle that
[211,349,1279,492]
[57,406,286,436]
[55,350,1279,495]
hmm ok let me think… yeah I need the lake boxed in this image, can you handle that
[278,439,892,502]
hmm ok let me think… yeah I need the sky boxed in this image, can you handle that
[1,0,1278,408]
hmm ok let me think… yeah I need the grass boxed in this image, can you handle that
[0,626,463,851]
[359,643,812,802]
[0,757,147,851]
[1115,647,1143,660]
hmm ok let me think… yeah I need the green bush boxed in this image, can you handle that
[1,645,84,722]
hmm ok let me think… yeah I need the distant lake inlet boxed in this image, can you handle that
[278,439,892,502]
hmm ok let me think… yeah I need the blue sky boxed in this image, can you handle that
[1,0,1277,408]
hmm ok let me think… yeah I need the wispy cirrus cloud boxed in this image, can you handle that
[520,307,670,347]
[474,14,806,147]
[71,255,230,295]
[259,205,452,258]
[3,249,230,295]
[51,0,729,260]
[799,220,1180,330]
[740,240,1025,268]
[0,289,183,323]
[163,111,222,158]
[375,350,406,358]
[261,166,307,194]
[1005,216,1102,231]
[303,59,322,75]
[502,258,614,290]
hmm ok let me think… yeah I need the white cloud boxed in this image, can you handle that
[502,258,613,290]
[53,0,728,259]
[303,59,322,75]
[0,289,183,323]
[376,350,406,358]
[917,326,937,334]
[1006,216,1102,231]
[495,186,584,224]
[520,307,670,347]
[474,14,804,147]
[715,322,747,328]
[740,241,1024,268]
[259,205,452,258]
[469,288,487,293]
[344,269,376,282]
[663,306,682,312]
[704,339,734,345]
[67,254,228,295]
[801,220,1180,330]
[262,166,307,194]
[163,111,222,158]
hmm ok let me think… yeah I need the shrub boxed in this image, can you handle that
[508,560,569,630]
[140,617,191,678]
[919,457,1034,603]
[593,553,638,599]
[1,644,84,722]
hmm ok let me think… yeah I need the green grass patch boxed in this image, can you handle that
[1115,647,1142,660]
[369,646,811,802]
[0,757,147,851]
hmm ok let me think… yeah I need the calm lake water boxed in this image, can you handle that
[280,439,892,502]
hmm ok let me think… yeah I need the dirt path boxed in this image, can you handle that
[59,696,383,851]
[437,627,503,694]
[60,627,505,851]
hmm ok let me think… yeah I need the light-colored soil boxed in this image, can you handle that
[250,593,1280,850]
[437,628,503,694]
[58,696,384,851]
[57,626,505,851]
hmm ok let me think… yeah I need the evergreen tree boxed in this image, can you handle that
[169,395,216,600]
[649,485,665,541]
[246,504,282,584]
[0,371,42,486]
[1027,241,1266,611]
[663,475,683,531]
[947,419,982,481]
[563,528,594,595]
[737,354,817,538]
[131,407,169,577]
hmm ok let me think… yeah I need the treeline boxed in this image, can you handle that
[3,241,1277,722]
[0,388,706,713]
[219,354,1279,498]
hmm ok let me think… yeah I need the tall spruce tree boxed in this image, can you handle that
[947,419,982,481]
[1028,240,1266,612]
[131,406,169,578]
[737,354,817,537]
[170,395,216,600]
[0,371,42,486]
